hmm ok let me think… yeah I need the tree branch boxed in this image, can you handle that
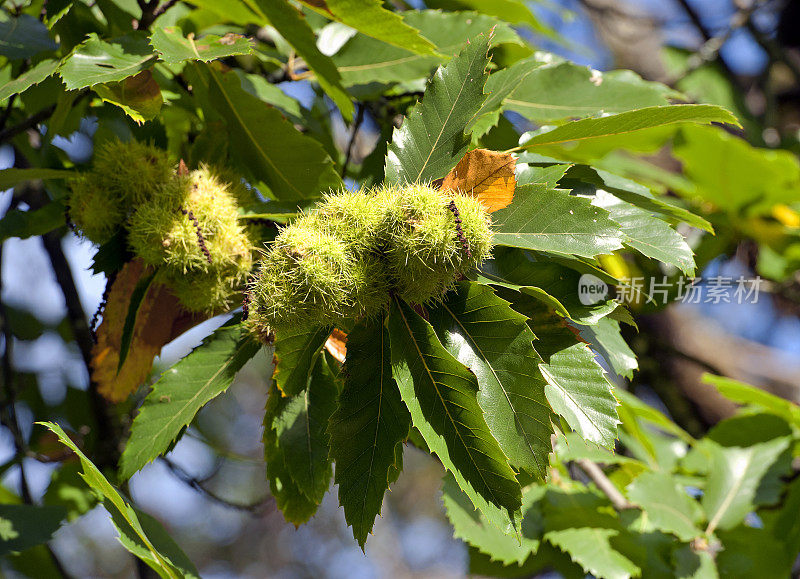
[161,457,271,514]
[0,244,33,504]
[40,232,120,471]
[0,104,56,145]
[745,18,800,81]
[675,0,741,84]
[576,458,634,510]
[1,243,73,578]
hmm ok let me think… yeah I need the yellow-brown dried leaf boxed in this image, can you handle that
[440,149,516,212]
[324,328,347,364]
[92,259,204,402]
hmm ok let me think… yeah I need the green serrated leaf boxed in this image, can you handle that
[329,316,411,548]
[300,0,437,55]
[272,324,331,397]
[614,389,693,444]
[427,0,550,33]
[263,381,321,524]
[334,10,519,86]
[673,124,800,215]
[193,62,343,200]
[492,184,624,259]
[702,437,791,533]
[567,165,713,233]
[545,528,639,579]
[0,59,60,101]
[429,282,554,478]
[706,412,792,448]
[109,506,199,579]
[181,0,258,25]
[93,70,162,124]
[468,542,585,579]
[0,505,67,556]
[0,12,58,59]
[0,168,76,190]
[38,422,199,579]
[592,190,696,275]
[541,488,638,579]
[478,246,618,325]
[0,202,66,243]
[387,296,522,528]
[119,318,261,480]
[384,31,490,184]
[273,352,337,504]
[234,70,304,122]
[520,104,739,149]
[580,317,638,380]
[59,33,155,89]
[442,474,544,565]
[473,57,675,138]
[554,430,640,466]
[150,27,253,63]
[500,290,620,448]
[515,159,571,189]
[702,373,800,428]
[625,471,703,542]
[252,0,353,119]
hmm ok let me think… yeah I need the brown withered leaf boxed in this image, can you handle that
[440,149,516,212]
[324,328,348,364]
[92,260,206,402]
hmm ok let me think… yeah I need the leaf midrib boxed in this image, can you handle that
[537,355,607,442]
[413,42,484,182]
[128,338,248,465]
[394,297,504,508]
[357,323,387,535]
[207,66,307,198]
[705,448,753,535]
[441,300,546,474]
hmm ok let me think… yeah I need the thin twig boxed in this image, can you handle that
[0,104,56,144]
[0,244,33,504]
[674,0,740,85]
[161,457,271,514]
[341,104,365,178]
[745,18,800,81]
[0,94,19,132]
[667,2,759,84]
[576,458,634,510]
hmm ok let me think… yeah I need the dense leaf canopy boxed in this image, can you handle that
[1,0,800,577]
